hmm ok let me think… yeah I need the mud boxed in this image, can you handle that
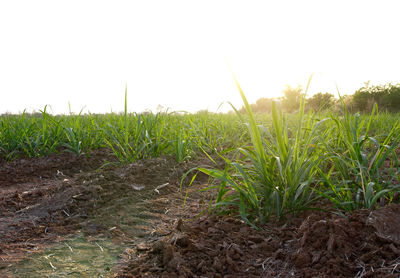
[1,150,400,277]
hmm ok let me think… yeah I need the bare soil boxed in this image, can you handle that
[1,150,400,277]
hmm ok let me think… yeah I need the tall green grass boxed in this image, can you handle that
[317,104,400,210]
[0,90,245,164]
[195,78,400,226]
[199,77,325,225]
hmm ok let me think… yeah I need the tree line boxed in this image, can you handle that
[240,82,400,114]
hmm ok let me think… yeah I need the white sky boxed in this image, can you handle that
[1,0,400,114]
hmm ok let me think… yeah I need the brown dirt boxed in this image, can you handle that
[1,150,400,277]
[0,149,116,262]
[115,206,400,278]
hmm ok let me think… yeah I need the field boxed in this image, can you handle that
[1,90,400,277]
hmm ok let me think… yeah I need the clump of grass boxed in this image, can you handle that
[102,86,169,164]
[172,127,193,163]
[199,76,325,226]
[317,103,400,210]
[62,127,84,156]
[11,106,63,158]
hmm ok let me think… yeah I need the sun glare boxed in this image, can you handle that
[0,0,399,114]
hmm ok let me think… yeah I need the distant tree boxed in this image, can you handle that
[254,98,273,113]
[281,85,303,112]
[351,82,400,112]
[306,92,336,112]
[386,84,400,111]
[352,89,373,112]
[156,104,165,113]
[334,95,353,114]
[236,82,400,115]
[239,97,274,114]
[196,109,212,115]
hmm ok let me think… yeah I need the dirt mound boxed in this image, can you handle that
[116,205,400,278]
[116,216,296,278]
[292,206,400,277]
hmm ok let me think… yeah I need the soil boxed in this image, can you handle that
[1,150,400,277]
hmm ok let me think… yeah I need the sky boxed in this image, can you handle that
[1,0,400,114]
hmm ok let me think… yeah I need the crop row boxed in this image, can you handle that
[1,88,399,225]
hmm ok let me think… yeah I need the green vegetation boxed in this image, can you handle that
[199,77,323,226]
[352,82,400,113]
[1,82,400,227]
[0,104,243,164]
[198,79,399,226]
[241,82,400,114]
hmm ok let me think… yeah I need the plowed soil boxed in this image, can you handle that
[1,150,400,277]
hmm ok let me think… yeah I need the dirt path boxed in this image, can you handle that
[1,151,400,277]
[0,150,203,277]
